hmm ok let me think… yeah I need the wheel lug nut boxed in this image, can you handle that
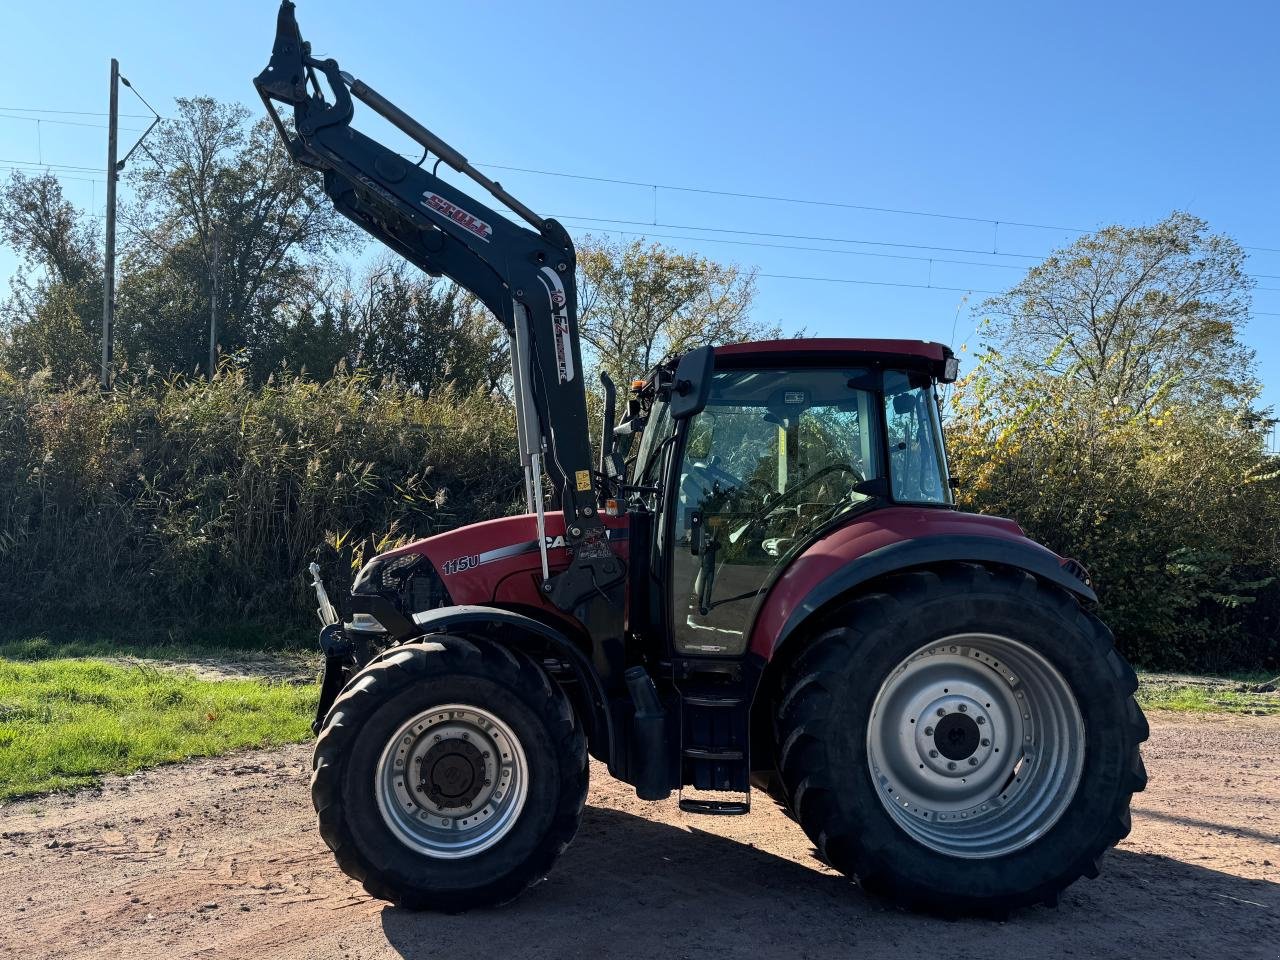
[968,757,978,766]
[976,717,986,725]
[925,726,934,736]
[947,762,957,771]
[937,708,946,717]
[981,738,990,747]
[928,749,938,758]
[957,704,968,713]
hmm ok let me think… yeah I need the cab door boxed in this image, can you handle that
[668,365,883,656]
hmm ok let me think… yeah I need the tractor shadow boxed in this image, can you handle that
[380,805,1280,960]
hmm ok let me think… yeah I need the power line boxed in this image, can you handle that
[0,113,148,133]
[555,213,1048,260]
[476,161,1082,233]
[0,157,102,173]
[560,224,1027,271]
[756,272,999,295]
[0,105,152,119]
[474,160,1280,255]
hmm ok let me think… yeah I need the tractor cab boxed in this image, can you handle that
[622,339,957,659]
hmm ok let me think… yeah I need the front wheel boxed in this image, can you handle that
[311,637,588,911]
[776,564,1148,915]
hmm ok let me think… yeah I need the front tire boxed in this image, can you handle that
[776,563,1148,915]
[312,636,588,911]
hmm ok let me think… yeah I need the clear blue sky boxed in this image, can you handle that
[1,1,1277,411]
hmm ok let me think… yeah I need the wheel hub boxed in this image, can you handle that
[421,738,486,809]
[934,711,980,760]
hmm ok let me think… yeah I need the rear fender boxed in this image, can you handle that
[759,534,1096,662]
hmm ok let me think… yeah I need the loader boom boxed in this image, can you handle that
[254,1,623,620]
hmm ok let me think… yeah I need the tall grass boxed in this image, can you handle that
[0,366,523,644]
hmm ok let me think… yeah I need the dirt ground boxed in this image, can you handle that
[1,711,1276,960]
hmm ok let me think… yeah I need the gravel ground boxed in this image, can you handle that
[1,710,1276,960]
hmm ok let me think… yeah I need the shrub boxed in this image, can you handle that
[0,365,522,642]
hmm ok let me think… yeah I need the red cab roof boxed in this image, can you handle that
[714,338,949,363]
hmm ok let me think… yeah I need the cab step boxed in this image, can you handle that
[683,746,744,761]
[679,792,750,816]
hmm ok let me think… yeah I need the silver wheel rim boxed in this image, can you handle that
[375,703,529,860]
[866,633,1085,858]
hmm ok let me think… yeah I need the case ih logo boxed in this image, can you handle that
[421,192,493,242]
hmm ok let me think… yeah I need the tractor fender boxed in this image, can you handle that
[752,533,1097,662]
[409,604,615,763]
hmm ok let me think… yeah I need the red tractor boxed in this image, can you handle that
[257,2,1147,916]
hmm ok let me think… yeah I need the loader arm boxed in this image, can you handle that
[254,1,622,620]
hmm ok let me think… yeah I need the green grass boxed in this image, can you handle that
[0,658,319,800]
[0,627,314,663]
[1137,673,1280,716]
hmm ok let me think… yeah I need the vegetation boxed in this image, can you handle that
[0,93,1275,674]
[0,657,317,799]
[1137,673,1280,716]
[949,213,1279,672]
[577,235,775,384]
[0,365,523,641]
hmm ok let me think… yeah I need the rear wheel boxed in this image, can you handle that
[312,636,587,911]
[775,563,1148,915]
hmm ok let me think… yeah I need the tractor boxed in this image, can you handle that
[255,1,1147,915]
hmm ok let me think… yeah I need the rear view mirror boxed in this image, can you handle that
[892,392,917,415]
[669,346,715,420]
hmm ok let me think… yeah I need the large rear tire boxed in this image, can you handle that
[311,636,588,911]
[775,563,1148,916]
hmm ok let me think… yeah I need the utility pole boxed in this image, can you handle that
[209,224,222,378]
[101,58,119,389]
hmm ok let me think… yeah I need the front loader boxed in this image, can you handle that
[255,2,1147,916]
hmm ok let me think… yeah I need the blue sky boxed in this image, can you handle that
[1,0,1277,411]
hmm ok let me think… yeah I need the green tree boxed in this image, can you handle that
[950,214,1278,670]
[0,172,102,380]
[259,261,509,394]
[576,236,772,383]
[118,97,352,374]
[982,211,1255,409]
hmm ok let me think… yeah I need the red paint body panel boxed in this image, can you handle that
[715,338,948,363]
[377,506,1047,664]
[379,512,628,633]
[745,507,1028,659]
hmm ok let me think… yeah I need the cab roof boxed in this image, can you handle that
[714,338,949,363]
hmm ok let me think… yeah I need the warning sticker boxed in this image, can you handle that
[576,470,592,492]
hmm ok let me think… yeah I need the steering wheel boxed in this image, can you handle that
[746,463,864,527]
[686,456,743,493]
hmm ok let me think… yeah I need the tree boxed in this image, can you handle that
[0,172,102,379]
[117,97,352,374]
[576,236,771,383]
[981,211,1255,410]
[949,215,1278,671]
[262,261,509,394]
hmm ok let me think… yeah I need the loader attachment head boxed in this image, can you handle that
[252,1,354,170]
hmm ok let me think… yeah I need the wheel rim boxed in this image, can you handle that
[375,703,529,860]
[866,633,1085,858]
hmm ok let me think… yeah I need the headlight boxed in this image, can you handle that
[351,557,385,595]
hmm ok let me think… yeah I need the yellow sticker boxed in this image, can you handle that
[576,469,592,492]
